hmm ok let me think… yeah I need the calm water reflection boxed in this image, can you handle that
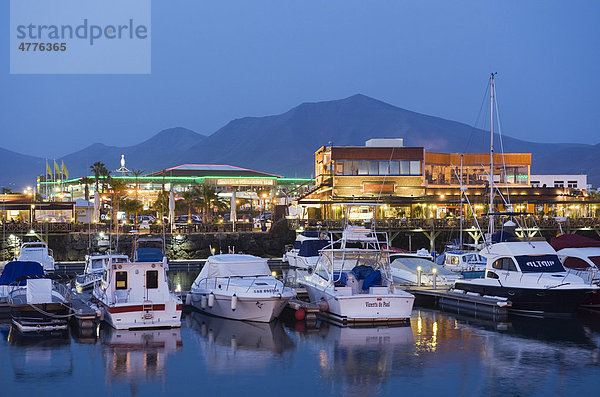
[1,308,600,396]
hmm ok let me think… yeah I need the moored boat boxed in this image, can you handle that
[390,252,462,286]
[17,241,55,272]
[75,252,130,293]
[283,230,330,270]
[8,277,72,332]
[189,254,296,322]
[453,241,599,316]
[298,211,415,324]
[92,249,182,330]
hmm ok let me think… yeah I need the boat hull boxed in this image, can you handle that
[303,284,415,323]
[189,292,293,322]
[454,281,596,315]
[10,302,71,332]
[98,300,182,330]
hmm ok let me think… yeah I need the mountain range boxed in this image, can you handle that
[1,94,598,189]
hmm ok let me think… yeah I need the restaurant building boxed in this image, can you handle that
[303,139,596,219]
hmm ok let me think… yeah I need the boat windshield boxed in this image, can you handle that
[320,249,387,272]
[463,253,483,263]
[590,256,600,268]
[514,255,565,273]
[91,259,106,270]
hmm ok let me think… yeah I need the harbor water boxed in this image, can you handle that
[1,271,600,396]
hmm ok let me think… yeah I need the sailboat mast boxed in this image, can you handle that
[489,73,495,239]
[459,154,463,249]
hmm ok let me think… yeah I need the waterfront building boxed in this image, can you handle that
[302,139,597,219]
[36,163,313,220]
[530,174,589,190]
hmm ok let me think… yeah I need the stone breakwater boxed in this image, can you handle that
[1,220,296,262]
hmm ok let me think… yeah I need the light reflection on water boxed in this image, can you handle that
[1,304,600,395]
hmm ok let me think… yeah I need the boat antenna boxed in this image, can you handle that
[488,72,496,242]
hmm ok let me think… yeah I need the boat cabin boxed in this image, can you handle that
[17,242,55,271]
[481,241,567,280]
[100,260,170,305]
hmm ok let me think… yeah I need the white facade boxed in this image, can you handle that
[529,174,588,190]
[365,138,404,147]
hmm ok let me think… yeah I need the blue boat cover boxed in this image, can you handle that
[298,240,329,257]
[333,271,348,285]
[135,247,164,262]
[0,261,44,286]
[351,265,382,290]
[362,270,382,290]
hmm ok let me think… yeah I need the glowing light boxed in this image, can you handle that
[271,271,277,277]
[432,268,437,273]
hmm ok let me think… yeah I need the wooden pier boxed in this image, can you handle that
[405,286,511,321]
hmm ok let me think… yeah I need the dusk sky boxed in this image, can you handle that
[2,0,599,158]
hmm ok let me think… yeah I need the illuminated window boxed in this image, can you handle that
[115,271,128,290]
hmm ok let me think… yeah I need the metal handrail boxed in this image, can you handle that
[192,275,282,293]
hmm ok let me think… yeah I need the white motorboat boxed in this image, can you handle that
[75,253,130,293]
[298,213,415,324]
[8,277,72,332]
[453,241,600,316]
[437,250,487,273]
[390,252,462,286]
[283,230,330,270]
[451,75,600,316]
[17,241,55,272]
[189,254,296,322]
[93,249,182,330]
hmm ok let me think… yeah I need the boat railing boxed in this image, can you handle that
[7,278,71,304]
[76,271,102,287]
[193,275,284,294]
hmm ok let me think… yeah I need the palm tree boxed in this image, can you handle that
[197,185,225,224]
[108,178,126,232]
[80,177,93,201]
[181,185,201,221]
[131,169,145,227]
[90,162,110,193]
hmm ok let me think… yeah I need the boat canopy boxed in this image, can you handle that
[299,239,329,257]
[198,254,271,279]
[135,247,164,262]
[0,261,44,286]
[551,234,600,251]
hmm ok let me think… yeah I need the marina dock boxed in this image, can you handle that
[405,286,511,321]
